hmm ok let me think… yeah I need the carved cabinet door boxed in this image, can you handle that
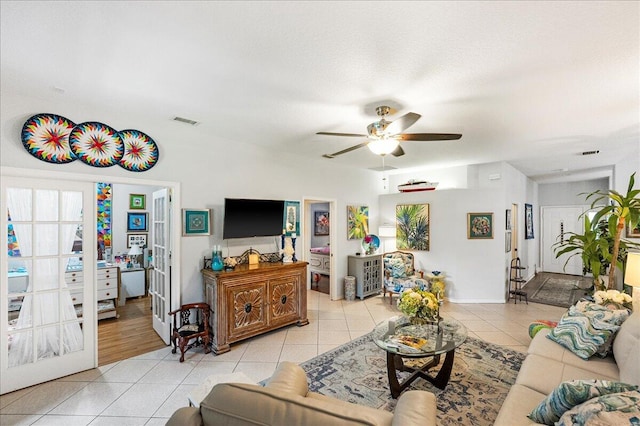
[269,275,300,327]
[227,281,267,341]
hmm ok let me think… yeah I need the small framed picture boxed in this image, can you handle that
[627,222,640,238]
[127,212,148,232]
[182,209,211,236]
[314,211,330,236]
[506,209,511,231]
[127,233,147,248]
[467,212,493,239]
[129,193,146,210]
[525,203,534,240]
[505,231,512,252]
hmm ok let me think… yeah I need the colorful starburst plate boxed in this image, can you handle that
[117,129,159,172]
[69,122,124,167]
[21,113,77,164]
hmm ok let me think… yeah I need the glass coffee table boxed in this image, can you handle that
[372,315,467,398]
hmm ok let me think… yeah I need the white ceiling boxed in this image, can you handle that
[1,1,638,182]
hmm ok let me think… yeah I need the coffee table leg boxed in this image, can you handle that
[386,352,404,398]
[386,350,456,397]
[424,349,455,390]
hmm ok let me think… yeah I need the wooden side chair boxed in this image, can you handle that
[169,302,211,362]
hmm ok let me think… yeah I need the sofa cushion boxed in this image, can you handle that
[612,311,640,386]
[527,379,638,425]
[556,390,640,426]
[547,312,619,360]
[516,354,619,396]
[494,384,547,426]
[265,361,308,396]
[201,382,392,425]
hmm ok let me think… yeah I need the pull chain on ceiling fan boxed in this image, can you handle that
[317,105,462,159]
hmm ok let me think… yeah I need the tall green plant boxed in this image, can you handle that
[586,172,640,289]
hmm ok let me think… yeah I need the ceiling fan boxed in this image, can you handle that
[318,105,462,158]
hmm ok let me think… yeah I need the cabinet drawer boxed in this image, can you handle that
[98,267,117,280]
[65,271,84,285]
[69,289,84,305]
[98,278,117,291]
[322,258,331,270]
[98,288,117,301]
[309,257,322,268]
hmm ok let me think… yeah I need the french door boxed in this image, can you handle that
[1,177,96,394]
[151,188,171,344]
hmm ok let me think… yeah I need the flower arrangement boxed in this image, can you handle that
[593,289,633,310]
[397,288,439,322]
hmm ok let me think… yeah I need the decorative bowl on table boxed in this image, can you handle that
[361,234,380,255]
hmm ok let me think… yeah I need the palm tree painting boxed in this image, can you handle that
[396,204,430,251]
[347,205,369,240]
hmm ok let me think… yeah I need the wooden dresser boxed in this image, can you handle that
[202,261,309,354]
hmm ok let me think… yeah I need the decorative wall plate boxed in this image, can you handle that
[69,122,124,167]
[21,113,77,163]
[117,129,159,172]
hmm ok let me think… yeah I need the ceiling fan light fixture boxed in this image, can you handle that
[368,138,399,156]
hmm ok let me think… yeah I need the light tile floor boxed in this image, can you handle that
[0,291,567,425]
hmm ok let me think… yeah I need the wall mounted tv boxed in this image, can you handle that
[223,198,285,239]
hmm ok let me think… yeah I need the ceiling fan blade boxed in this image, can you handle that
[317,131,368,138]
[322,142,369,158]
[390,145,405,157]
[396,133,462,141]
[385,112,421,135]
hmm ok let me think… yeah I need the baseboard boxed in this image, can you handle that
[447,297,507,304]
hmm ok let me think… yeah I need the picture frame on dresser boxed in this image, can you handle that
[127,212,148,231]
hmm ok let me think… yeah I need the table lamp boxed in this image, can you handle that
[624,251,640,310]
[378,224,396,253]
[128,244,143,269]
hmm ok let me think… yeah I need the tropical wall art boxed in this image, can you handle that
[347,205,369,240]
[20,113,159,172]
[396,203,430,251]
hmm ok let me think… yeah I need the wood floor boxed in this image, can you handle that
[98,295,167,366]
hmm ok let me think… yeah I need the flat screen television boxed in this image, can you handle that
[223,198,285,239]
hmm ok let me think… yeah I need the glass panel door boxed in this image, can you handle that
[1,177,96,394]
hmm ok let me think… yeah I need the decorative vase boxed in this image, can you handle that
[212,248,224,271]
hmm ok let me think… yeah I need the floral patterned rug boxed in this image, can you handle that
[299,333,525,426]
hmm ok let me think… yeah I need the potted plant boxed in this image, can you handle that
[553,173,640,291]
[587,172,640,289]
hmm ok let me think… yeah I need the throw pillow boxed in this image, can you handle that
[389,258,406,278]
[571,301,630,357]
[556,390,640,426]
[547,312,619,360]
[528,380,639,425]
[528,320,558,339]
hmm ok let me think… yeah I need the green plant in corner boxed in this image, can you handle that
[587,172,640,289]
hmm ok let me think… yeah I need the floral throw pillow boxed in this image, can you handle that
[547,312,619,360]
[556,390,640,426]
[528,380,639,425]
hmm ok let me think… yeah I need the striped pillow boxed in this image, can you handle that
[547,312,619,360]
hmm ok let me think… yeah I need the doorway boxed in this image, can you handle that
[303,197,337,299]
[541,206,585,275]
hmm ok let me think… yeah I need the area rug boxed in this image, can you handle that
[528,276,584,307]
[298,333,525,426]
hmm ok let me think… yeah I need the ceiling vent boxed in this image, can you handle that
[581,150,600,156]
[173,116,199,126]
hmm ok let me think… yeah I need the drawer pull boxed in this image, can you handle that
[72,297,77,302]
[105,292,110,297]
[105,282,111,286]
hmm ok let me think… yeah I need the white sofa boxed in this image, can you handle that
[494,310,640,425]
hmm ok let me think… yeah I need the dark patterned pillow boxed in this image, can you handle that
[528,380,639,425]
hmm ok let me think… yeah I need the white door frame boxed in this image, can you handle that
[1,167,181,361]
[303,197,337,299]
[541,205,586,275]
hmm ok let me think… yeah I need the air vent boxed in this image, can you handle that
[173,116,199,126]
[581,150,600,156]
[369,165,397,171]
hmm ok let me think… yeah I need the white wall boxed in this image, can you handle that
[1,93,382,304]
[538,179,608,206]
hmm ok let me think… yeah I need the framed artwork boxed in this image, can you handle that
[127,233,147,248]
[283,201,300,236]
[314,211,330,236]
[129,193,146,209]
[127,212,148,232]
[347,205,369,240]
[627,222,640,238]
[182,209,211,236]
[468,212,493,239]
[525,203,534,240]
[396,203,430,250]
[506,209,511,230]
[505,231,512,252]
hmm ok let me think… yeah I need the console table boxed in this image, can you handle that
[202,261,309,354]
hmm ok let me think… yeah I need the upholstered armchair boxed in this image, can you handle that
[382,251,428,302]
